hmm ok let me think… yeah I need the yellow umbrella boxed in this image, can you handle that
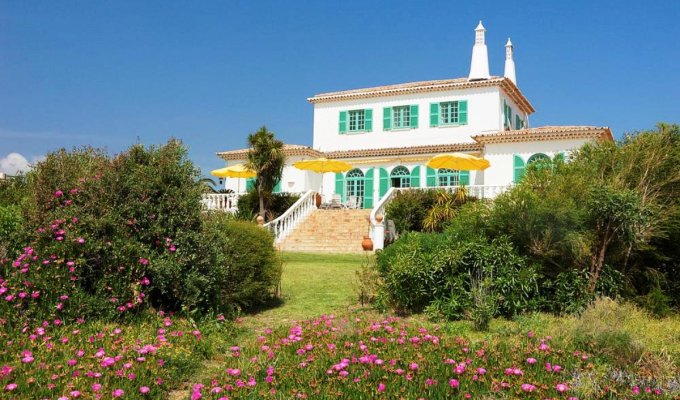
[211,164,256,193]
[293,158,352,197]
[292,158,352,173]
[427,153,490,171]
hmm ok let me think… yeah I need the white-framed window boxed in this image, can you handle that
[348,110,365,132]
[392,106,410,129]
[440,102,460,125]
[438,168,460,186]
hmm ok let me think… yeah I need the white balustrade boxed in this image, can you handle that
[201,193,240,212]
[369,185,511,251]
[264,190,316,243]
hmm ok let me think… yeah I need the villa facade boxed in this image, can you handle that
[216,22,612,209]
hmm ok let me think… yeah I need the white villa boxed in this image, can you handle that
[210,21,612,251]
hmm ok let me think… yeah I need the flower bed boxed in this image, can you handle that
[191,315,676,399]
[0,313,219,399]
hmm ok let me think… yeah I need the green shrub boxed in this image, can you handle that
[0,141,281,326]
[377,232,534,320]
[384,189,438,233]
[0,205,23,259]
[376,232,458,314]
[198,214,281,313]
[236,190,300,221]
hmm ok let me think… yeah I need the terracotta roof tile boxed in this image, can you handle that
[472,126,613,144]
[216,144,322,161]
[324,142,483,159]
[308,76,535,114]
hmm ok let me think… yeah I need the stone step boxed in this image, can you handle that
[279,208,373,253]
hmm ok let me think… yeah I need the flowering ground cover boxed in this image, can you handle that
[0,313,238,400]
[2,247,679,399]
[185,313,680,399]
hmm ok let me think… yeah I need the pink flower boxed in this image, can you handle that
[409,362,419,371]
[526,357,537,364]
[632,386,640,395]
[77,237,85,244]
[71,390,81,398]
[91,383,102,392]
[377,383,386,392]
[521,383,537,392]
[54,190,63,197]
[556,383,569,393]
[449,379,459,388]
[5,383,17,391]
[476,367,486,375]
[112,389,124,397]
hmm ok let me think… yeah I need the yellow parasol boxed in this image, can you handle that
[293,158,352,197]
[211,164,256,193]
[426,153,490,171]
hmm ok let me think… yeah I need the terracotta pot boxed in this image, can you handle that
[361,235,374,251]
[315,193,322,208]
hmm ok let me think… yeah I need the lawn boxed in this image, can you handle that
[240,252,369,327]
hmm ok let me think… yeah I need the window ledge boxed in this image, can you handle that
[438,123,466,128]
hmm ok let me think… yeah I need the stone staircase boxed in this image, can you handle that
[277,209,372,253]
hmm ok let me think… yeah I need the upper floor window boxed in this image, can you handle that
[349,110,365,132]
[429,100,468,127]
[383,105,419,130]
[393,106,410,128]
[339,109,373,134]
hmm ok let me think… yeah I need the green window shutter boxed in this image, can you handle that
[459,170,470,185]
[364,109,373,132]
[335,172,345,202]
[426,167,437,187]
[429,103,439,127]
[513,155,525,183]
[515,115,521,130]
[339,111,347,134]
[410,166,421,187]
[383,107,392,131]
[246,177,255,192]
[363,168,374,208]
[503,101,508,129]
[410,105,419,128]
[273,180,282,193]
[379,168,389,198]
[458,100,468,125]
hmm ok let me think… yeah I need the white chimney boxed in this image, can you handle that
[504,38,517,85]
[468,21,490,81]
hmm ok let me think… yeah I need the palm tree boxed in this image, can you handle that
[246,126,285,219]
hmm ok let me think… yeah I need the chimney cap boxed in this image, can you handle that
[506,37,513,47]
[475,20,485,31]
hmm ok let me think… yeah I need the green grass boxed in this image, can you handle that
[241,252,369,327]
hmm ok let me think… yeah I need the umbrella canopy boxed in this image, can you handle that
[292,158,352,173]
[211,164,256,179]
[427,153,490,171]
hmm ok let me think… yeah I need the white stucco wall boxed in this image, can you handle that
[482,138,591,186]
[312,87,504,152]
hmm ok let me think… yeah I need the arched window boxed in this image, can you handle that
[390,166,410,188]
[346,168,365,201]
[438,168,460,187]
[527,153,550,165]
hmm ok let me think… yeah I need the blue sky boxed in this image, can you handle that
[1,0,679,175]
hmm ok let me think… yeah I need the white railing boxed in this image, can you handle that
[201,193,241,212]
[264,190,316,243]
[370,185,511,250]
